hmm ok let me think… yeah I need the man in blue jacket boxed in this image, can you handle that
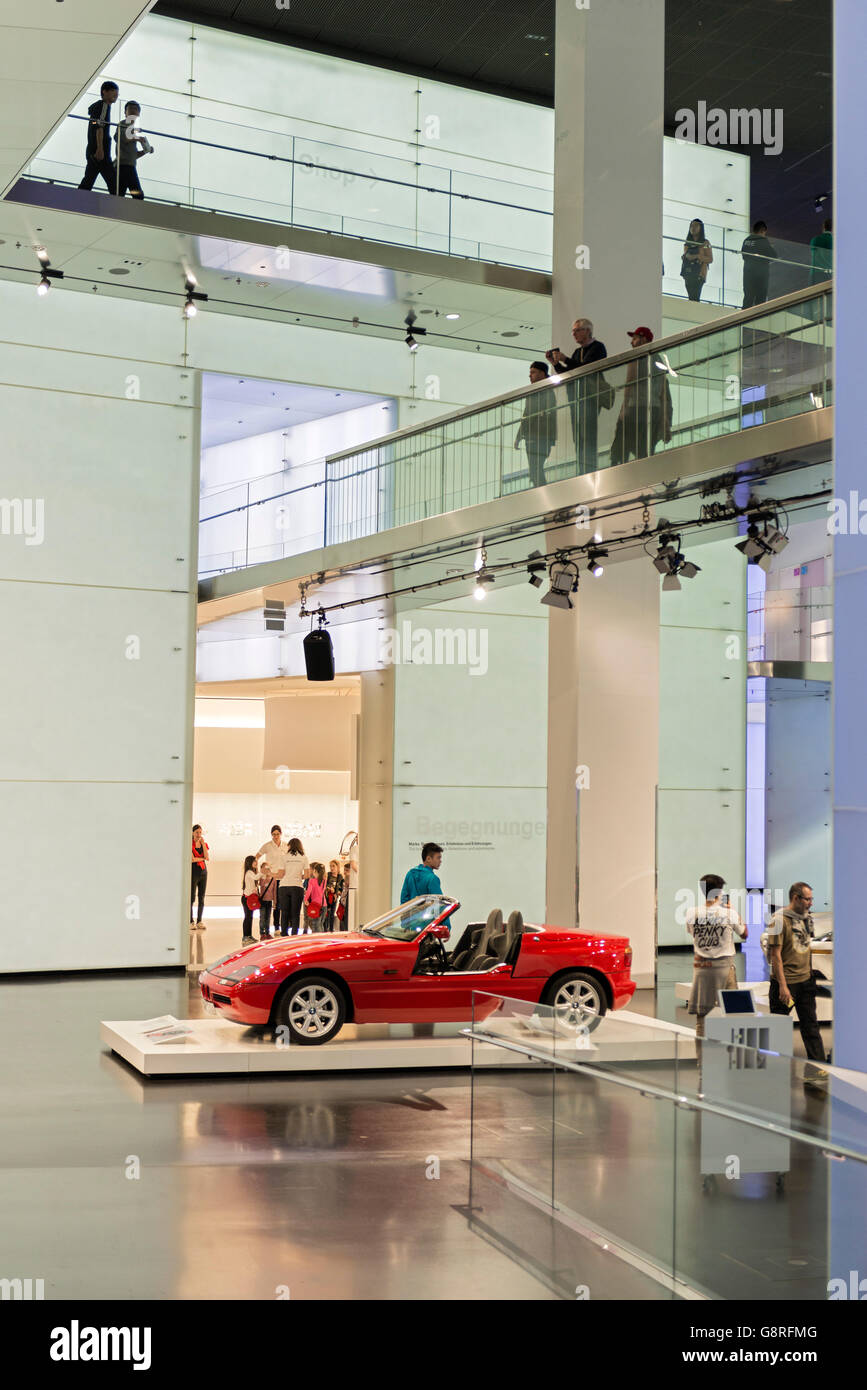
[400,843,443,903]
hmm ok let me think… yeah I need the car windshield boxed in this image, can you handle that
[361,896,458,942]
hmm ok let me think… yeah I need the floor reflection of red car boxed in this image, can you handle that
[199,896,635,1045]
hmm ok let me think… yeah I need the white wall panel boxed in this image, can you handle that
[657,539,747,947]
[0,279,198,973]
[390,587,548,930]
[0,782,188,973]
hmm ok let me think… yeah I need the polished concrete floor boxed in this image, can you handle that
[0,932,837,1301]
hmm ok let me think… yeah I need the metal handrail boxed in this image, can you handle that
[323,281,832,465]
[65,111,553,218]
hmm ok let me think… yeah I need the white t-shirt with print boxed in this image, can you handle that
[686,902,745,958]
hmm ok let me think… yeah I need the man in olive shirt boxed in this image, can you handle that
[767,881,826,1065]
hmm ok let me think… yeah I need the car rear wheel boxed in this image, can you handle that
[275,975,346,1045]
[544,972,607,1032]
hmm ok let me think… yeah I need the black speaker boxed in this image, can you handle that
[303,628,335,682]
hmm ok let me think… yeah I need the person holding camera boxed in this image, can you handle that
[685,873,747,1037]
[546,318,607,473]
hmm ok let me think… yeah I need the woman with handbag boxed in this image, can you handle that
[241,855,261,945]
[681,218,713,301]
[303,863,326,933]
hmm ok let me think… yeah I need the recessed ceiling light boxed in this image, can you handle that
[446,313,460,320]
[500,331,519,338]
[109,267,130,275]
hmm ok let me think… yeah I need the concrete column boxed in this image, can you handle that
[357,668,394,925]
[546,548,659,988]
[578,556,660,986]
[832,0,867,1071]
[552,0,665,348]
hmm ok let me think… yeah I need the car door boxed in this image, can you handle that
[389,944,528,1021]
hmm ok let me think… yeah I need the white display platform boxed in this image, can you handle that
[675,978,833,1023]
[100,1008,693,1078]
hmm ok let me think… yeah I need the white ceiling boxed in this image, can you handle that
[201,374,389,448]
[0,0,156,198]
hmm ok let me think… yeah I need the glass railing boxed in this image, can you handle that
[749,583,833,664]
[23,106,553,273]
[22,110,834,295]
[321,284,832,549]
[663,214,834,309]
[197,284,832,576]
[467,991,866,1301]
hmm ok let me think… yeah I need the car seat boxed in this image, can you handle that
[463,909,504,971]
[474,910,525,971]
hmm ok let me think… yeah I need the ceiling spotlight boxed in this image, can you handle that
[527,550,547,588]
[182,275,207,320]
[541,560,579,610]
[404,310,426,352]
[651,528,700,588]
[446,313,460,320]
[653,534,680,574]
[735,527,764,560]
[735,517,788,569]
[587,547,608,577]
[35,252,63,296]
[473,546,495,600]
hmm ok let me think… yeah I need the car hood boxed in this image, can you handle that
[203,931,376,974]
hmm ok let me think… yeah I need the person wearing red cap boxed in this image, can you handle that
[610,327,672,465]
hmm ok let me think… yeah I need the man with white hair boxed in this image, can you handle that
[546,318,608,472]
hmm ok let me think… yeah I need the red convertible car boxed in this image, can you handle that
[199,895,635,1045]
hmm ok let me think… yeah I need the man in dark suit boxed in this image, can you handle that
[78,81,120,194]
[546,318,607,472]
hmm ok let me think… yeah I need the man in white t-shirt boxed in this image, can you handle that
[257,825,287,938]
[685,872,748,1036]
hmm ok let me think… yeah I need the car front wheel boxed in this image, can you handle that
[544,972,607,1032]
[275,975,346,1045]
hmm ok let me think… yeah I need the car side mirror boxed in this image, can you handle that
[424,923,450,941]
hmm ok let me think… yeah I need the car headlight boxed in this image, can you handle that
[218,965,264,984]
[205,953,239,973]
